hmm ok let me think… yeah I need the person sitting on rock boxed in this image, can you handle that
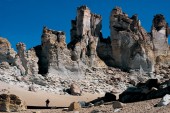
[45,99,50,107]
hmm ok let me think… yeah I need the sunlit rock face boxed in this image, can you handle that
[109,7,155,72]
[69,5,105,68]
[16,42,38,76]
[37,27,84,78]
[41,27,66,70]
[0,37,16,64]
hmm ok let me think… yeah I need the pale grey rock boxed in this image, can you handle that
[157,94,170,107]
[109,7,155,73]
[16,43,39,76]
[69,5,105,68]
[152,14,169,57]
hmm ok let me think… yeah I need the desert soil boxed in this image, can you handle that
[1,81,170,113]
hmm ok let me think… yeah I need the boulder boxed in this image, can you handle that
[68,102,81,111]
[70,83,82,96]
[145,79,160,89]
[119,87,146,103]
[32,111,41,113]
[0,94,26,112]
[157,94,170,107]
[119,79,170,103]
[112,101,125,109]
[28,84,36,92]
[103,92,116,102]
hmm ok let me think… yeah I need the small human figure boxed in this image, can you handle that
[45,99,50,107]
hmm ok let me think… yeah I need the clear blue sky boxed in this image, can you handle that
[0,0,170,50]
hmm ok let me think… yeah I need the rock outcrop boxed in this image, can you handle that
[69,5,105,68]
[151,14,170,68]
[151,14,169,57]
[0,5,170,96]
[109,7,155,73]
[38,26,85,78]
[16,42,39,76]
[0,37,16,64]
[0,94,26,112]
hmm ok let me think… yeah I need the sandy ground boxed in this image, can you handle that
[13,98,170,113]
[1,98,170,113]
[1,81,170,113]
[0,81,103,107]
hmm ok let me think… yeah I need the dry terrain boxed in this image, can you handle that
[1,81,170,113]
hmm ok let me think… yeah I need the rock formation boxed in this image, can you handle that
[151,14,170,67]
[70,83,82,96]
[119,79,170,103]
[69,5,105,67]
[38,26,86,78]
[0,5,170,96]
[109,7,155,73]
[0,94,26,112]
[151,14,169,56]
[16,42,39,76]
[0,37,16,64]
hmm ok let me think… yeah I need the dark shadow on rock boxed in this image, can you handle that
[86,92,116,106]
[119,79,170,103]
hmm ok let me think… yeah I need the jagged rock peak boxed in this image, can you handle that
[111,6,123,15]
[152,14,167,31]
[42,26,66,49]
[69,5,105,67]
[0,37,11,50]
[77,5,90,11]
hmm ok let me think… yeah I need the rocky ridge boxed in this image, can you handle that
[0,5,170,96]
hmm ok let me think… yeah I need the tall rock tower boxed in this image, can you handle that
[109,7,155,72]
[69,5,104,67]
[151,14,169,57]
